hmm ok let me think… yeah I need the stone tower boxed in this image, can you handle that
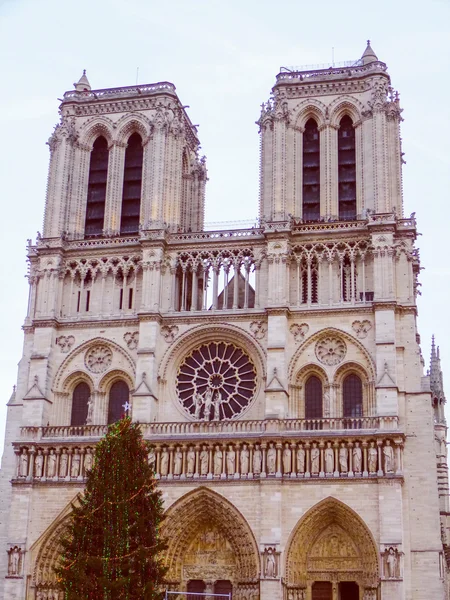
[0,42,447,600]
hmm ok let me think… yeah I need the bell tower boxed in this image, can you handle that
[257,41,403,223]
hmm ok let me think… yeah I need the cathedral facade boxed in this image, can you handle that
[0,42,448,600]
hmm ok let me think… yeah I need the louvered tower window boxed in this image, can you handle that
[120,133,143,235]
[85,136,108,237]
[108,381,129,424]
[343,374,363,417]
[302,118,320,221]
[338,115,357,220]
[305,375,323,418]
[71,382,90,426]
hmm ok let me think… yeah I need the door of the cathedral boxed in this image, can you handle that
[187,579,205,599]
[312,582,332,600]
[338,581,359,599]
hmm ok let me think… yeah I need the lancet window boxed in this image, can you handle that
[120,133,143,235]
[338,115,357,221]
[343,374,363,418]
[71,382,90,426]
[107,381,129,424]
[85,136,109,237]
[303,118,320,221]
[305,375,323,419]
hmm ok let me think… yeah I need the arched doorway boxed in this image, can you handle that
[162,487,260,598]
[285,497,379,599]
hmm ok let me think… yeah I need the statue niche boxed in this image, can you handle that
[183,524,236,583]
[307,524,362,574]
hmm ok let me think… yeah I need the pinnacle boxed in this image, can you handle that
[74,69,91,92]
[361,40,378,65]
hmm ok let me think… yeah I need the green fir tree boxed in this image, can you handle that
[56,417,167,599]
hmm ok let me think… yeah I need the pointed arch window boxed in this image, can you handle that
[120,133,143,235]
[85,136,108,237]
[303,118,320,221]
[107,380,129,424]
[71,382,90,426]
[338,115,356,220]
[343,374,363,417]
[305,375,323,419]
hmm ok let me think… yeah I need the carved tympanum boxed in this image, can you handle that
[84,345,113,373]
[315,336,347,366]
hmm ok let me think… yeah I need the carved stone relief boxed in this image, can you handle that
[85,345,113,373]
[290,323,309,343]
[352,320,372,339]
[382,546,401,579]
[123,331,139,350]
[182,525,236,582]
[315,336,347,366]
[56,335,75,353]
[7,546,23,577]
[250,320,267,340]
[160,324,179,343]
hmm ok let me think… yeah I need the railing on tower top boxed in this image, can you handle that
[20,416,399,441]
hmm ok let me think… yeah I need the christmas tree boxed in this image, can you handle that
[56,417,167,599]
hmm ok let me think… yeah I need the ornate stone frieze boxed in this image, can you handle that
[315,336,347,366]
[84,345,113,373]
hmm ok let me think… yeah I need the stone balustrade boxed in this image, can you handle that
[12,435,403,483]
[20,415,399,443]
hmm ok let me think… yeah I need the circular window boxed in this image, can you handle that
[176,341,257,420]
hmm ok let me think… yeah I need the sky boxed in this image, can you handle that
[0,0,449,451]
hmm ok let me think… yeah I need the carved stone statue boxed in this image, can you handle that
[46,450,56,478]
[264,547,276,578]
[325,442,334,473]
[386,546,398,578]
[339,443,348,473]
[35,449,44,478]
[267,443,276,474]
[227,445,236,475]
[86,396,94,425]
[353,442,362,472]
[204,387,214,420]
[160,448,169,476]
[187,446,195,476]
[240,444,249,475]
[19,449,28,478]
[283,443,291,474]
[147,448,156,471]
[174,447,183,476]
[368,441,377,473]
[71,451,81,478]
[59,449,68,477]
[311,443,320,475]
[8,547,20,575]
[253,444,262,475]
[200,445,209,475]
[194,392,203,420]
[214,445,223,475]
[84,449,93,473]
[213,390,222,420]
[297,444,305,474]
[383,440,395,473]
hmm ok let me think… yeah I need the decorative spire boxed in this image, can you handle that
[361,40,378,65]
[74,69,91,92]
[430,334,446,404]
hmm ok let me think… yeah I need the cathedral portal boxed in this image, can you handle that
[285,498,379,600]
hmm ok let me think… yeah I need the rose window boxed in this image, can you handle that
[315,336,347,366]
[176,342,257,420]
[85,345,113,374]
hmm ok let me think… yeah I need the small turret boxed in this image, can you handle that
[361,40,378,65]
[74,69,91,92]
[430,335,446,422]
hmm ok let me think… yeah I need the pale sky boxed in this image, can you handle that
[0,0,449,451]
